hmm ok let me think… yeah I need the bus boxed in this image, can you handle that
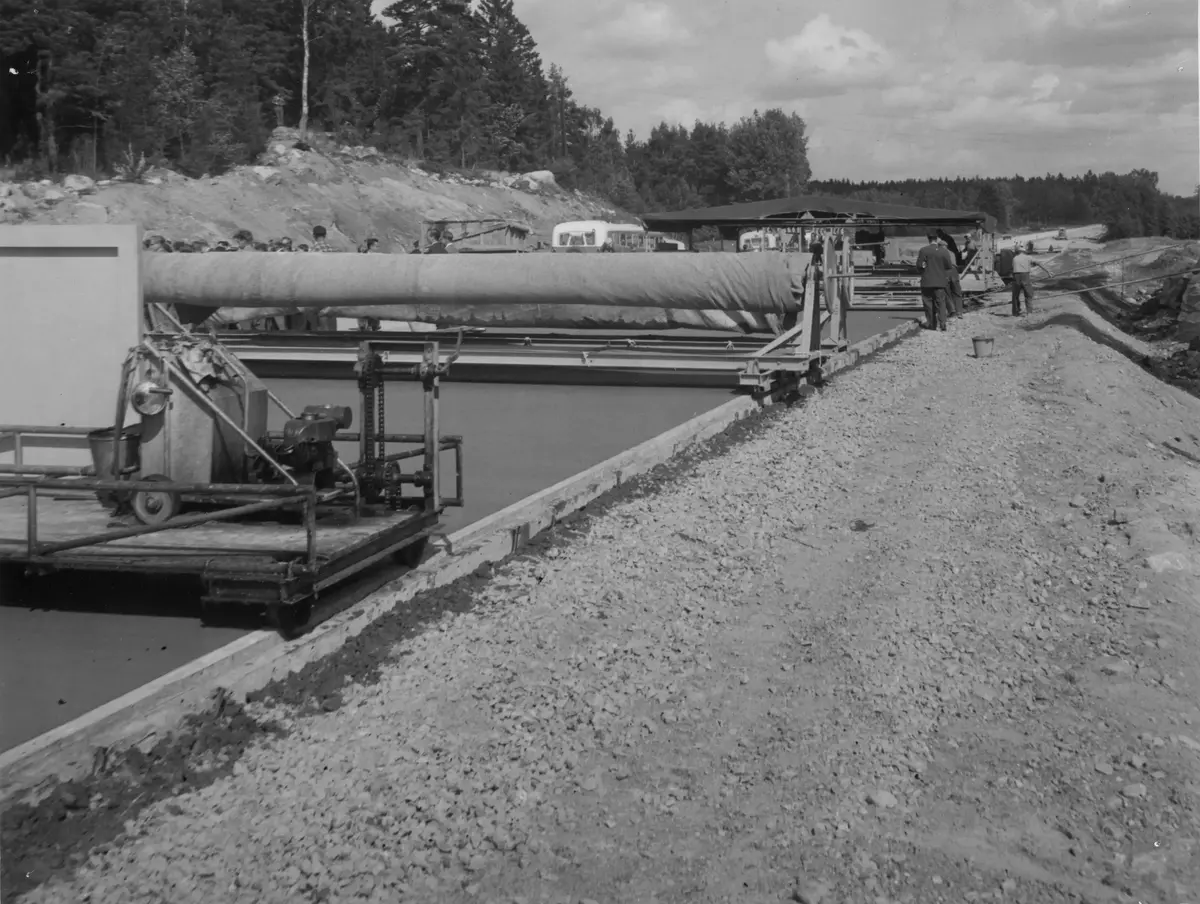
[551,221,647,252]
[738,230,781,252]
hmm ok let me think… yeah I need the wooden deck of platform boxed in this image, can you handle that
[0,493,412,563]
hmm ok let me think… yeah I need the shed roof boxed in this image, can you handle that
[641,194,997,232]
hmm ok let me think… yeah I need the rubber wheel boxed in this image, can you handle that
[131,474,181,526]
[394,536,429,568]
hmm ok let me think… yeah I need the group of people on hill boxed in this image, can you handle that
[141,224,453,255]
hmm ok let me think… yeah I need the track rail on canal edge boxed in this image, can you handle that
[0,319,922,806]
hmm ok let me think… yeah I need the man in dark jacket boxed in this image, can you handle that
[995,245,1016,285]
[936,229,963,269]
[916,231,955,331]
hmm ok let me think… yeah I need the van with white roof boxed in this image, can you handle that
[551,221,646,252]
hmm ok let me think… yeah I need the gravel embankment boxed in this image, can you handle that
[11,296,1200,904]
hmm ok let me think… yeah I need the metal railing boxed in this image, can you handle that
[0,474,320,567]
[0,425,100,475]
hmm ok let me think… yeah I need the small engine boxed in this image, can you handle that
[257,404,353,488]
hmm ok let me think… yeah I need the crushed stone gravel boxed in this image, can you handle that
[7,295,1200,904]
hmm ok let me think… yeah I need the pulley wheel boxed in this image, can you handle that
[131,474,181,525]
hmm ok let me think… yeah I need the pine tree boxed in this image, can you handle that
[478,0,547,170]
[424,3,487,167]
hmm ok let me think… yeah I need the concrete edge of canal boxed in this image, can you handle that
[0,319,922,806]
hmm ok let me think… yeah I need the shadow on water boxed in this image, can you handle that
[0,551,422,632]
[2,569,209,618]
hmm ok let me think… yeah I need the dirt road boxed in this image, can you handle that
[8,292,1200,904]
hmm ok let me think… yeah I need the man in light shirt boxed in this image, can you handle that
[1011,245,1034,316]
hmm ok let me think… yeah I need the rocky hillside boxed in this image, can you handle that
[1033,236,1200,393]
[0,128,629,250]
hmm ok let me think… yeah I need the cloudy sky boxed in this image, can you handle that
[377,0,1200,195]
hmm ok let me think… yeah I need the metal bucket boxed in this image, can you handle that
[88,425,141,508]
[972,336,995,359]
[87,425,141,479]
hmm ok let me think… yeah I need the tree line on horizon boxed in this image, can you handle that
[0,0,1193,241]
[808,172,1199,240]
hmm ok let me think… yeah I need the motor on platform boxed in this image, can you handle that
[254,404,353,489]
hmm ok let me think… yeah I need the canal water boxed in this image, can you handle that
[0,383,734,753]
[0,309,919,753]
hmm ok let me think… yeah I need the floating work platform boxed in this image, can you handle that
[0,474,440,629]
[0,333,465,632]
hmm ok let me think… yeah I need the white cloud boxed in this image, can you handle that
[1015,0,1061,32]
[509,0,1199,193]
[594,2,691,53]
[764,14,892,93]
[1030,73,1060,100]
[654,98,704,128]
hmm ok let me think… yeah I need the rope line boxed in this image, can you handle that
[1028,241,1199,284]
[979,267,1200,309]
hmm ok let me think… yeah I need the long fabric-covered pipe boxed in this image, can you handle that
[142,252,800,314]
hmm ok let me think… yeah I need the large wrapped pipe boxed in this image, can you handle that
[142,252,799,314]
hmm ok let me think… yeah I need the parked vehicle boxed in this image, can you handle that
[551,221,645,252]
[738,230,781,252]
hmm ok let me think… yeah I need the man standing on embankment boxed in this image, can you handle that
[917,231,955,331]
[1011,245,1035,316]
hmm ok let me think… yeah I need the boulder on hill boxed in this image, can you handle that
[62,174,96,195]
[1174,277,1200,343]
[523,170,557,188]
[1139,274,1191,316]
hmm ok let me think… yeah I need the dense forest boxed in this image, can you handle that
[809,172,1200,240]
[1,0,1194,240]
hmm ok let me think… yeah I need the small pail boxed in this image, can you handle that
[87,425,141,479]
[972,336,995,359]
[88,425,141,509]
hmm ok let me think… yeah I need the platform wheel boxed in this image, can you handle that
[267,600,313,638]
[131,474,181,526]
[394,536,429,569]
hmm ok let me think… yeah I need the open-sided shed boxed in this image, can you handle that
[643,195,1002,307]
[641,194,997,238]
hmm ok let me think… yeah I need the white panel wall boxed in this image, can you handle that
[0,225,143,467]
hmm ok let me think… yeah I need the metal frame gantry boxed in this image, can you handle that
[737,231,852,388]
[217,232,857,392]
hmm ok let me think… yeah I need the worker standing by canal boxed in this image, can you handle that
[1011,245,1035,316]
[947,265,964,320]
[917,231,954,332]
[961,233,978,270]
[311,225,335,253]
[305,225,336,330]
